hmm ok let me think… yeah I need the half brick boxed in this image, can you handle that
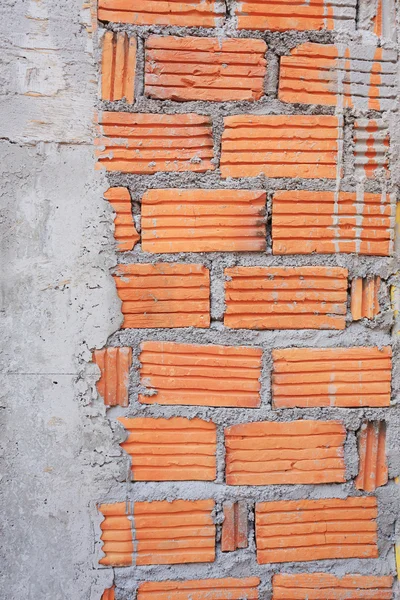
[351,277,381,320]
[224,266,348,330]
[104,187,139,251]
[272,573,393,599]
[113,263,210,328]
[220,115,341,179]
[101,32,136,103]
[225,420,346,485]
[356,421,388,492]
[101,588,115,600]
[118,416,217,481]
[354,118,390,178]
[145,36,267,102]
[96,112,214,173]
[138,578,260,600]
[93,347,132,407]
[272,346,392,408]
[272,190,393,256]
[134,499,215,565]
[138,340,262,407]
[98,503,133,567]
[141,189,266,253]
[221,501,248,552]
[255,497,378,564]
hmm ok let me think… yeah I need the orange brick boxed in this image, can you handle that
[356,421,388,492]
[93,347,132,407]
[138,341,262,407]
[138,578,260,600]
[272,190,393,256]
[141,189,266,253]
[221,501,248,552]
[351,277,381,320]
[371,0,396,41]
[220,115,341,179]
[225,420,346,486]
[233,0,356,31]
[98,0,223,28]
[113,263,210,329]
[272,346,392,408]
[101,32,136,103]
[101,587,115,600]
[134,499,215,565]
[96,112,214,174]
[98,503,133,567]
[118,416,217,481]
[354,119,390,178]
[104,187,139,251]
[145,37,267,102]
[279,43,396,110]
[272,573,393,599]
[255,497,378,564]
[224,266,348,330]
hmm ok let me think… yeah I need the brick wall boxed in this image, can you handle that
[92,1,399,597]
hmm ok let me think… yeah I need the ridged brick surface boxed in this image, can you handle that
[96,112,214,173]
[272,190,393,256]
[119,416,217,481]
[134,499,215,565]
[145,37,267,102]
[354,119,390,178]
[98,503,133,567]
[101,587,115,600]
[141,189,266,253]
[224,266,348,330]
[372,0,396,40]
[233,0,356,31]
[220,115,340,179]
[101,31,136,103]
[93,347,132,407]
[351,277,381,320]
[98,0,223,27]
[138,341,262,407]
[221,501,248,552]
[279,43,397,110]
[272,346,392,408]
[137,578,260,600]
[113,263,210,328]
[255,497,378,564]
[104,187,139,251]
[272,574,393,599]
[225,420,346,485]
[356,421,388,492]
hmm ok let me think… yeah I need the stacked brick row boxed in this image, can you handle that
[92,0,398,598]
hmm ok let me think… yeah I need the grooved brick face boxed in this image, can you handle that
[224,266,348,330]
[354,119,390,178]
[221,501,248,552]
[98,503,133,567]
[101,588,115,600]
[255,497,378,564]
[96,112,214,173]
[104,187,139,251]
[101,32,136,103]
[220,115,340,179]
[93,347,132,407]
[138,341,262,407]
[141,189,267,253]
[113,263,210,328]
[272,190,393,256]
[225,420,346,486]
[356,421,388,492]
[272,346,392,408]
[272,574,393,599]
[119,416,217,481]
[145,37,267,102]
[351,277,381,320]
[137,578,260,600]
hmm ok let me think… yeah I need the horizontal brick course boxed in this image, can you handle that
[101,31,136,103]
[356,421,388,492]
[104,187,139,251]
[93,347,132,407]
[272,573,393,599]
[351,277,381,320]
[98,503,133,567]
[138,578,260,600]
[354,119,390,178]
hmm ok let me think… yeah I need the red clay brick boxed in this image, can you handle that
[272,573,393,599]
[93,347,132,407]
[225,420,346,485]
[221,501,248,552]
[255,497,378,564]
[145,37,267,102]
[101,31,136,103]
[272,346,392,408]
[98,503,133,567]
[118,416,217,481]
[351,277,381,320]
[354,119,390,178]
[113,263,210,329]
[138,578,260,600]
[224,266,348,330]
[101,588,115,600]
[96,112,214,174]
[141,189,266,253]
[104,187,139,251]
[98,0,223,28]
[356,421,388,492]
[134,499,215,565]
[220,115,341,179]
[272,190,393,256]
[138,340,262,407]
